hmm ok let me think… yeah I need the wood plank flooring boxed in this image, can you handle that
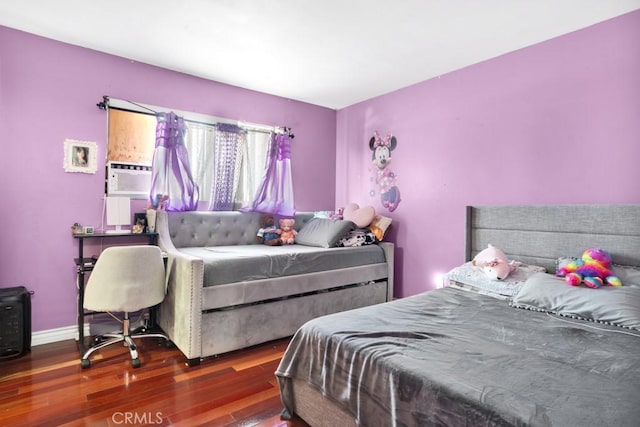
[0,337,309,426]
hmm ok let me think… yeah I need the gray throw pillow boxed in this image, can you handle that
[295,218,354,248]
[511,272,640,330]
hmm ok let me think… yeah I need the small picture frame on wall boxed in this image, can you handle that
[63,139,97,174]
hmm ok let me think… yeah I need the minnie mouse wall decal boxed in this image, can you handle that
[369,131,401,212]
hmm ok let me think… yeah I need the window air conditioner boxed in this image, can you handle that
[106,161,152,199]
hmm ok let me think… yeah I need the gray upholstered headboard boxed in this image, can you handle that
[159,211,315,248]
[465,205,640,273]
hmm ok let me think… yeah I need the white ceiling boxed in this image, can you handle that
[2,0,639,109]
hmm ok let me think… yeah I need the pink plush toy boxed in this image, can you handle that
[472,244,516,280]
[342,203,376,228]
[279,218,297,245]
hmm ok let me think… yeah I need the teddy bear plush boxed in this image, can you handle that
[279,218,297,245]
[256,214,282,246]
[472,244,516,281]
[556,248,622,288]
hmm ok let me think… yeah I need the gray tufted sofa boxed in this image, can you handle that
[155,210,394,365]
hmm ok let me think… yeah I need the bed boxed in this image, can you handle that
[156,210,394,365]
[275,204,640,426]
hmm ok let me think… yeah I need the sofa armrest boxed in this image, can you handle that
[156,211,204,360]
[156,211,178,254]
[378,242,395,301]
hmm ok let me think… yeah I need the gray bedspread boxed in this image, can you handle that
[276,287,640,426]
[178,244,386,287]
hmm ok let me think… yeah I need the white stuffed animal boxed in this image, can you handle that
[472,244,516,280]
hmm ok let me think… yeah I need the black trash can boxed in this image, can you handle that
[0,286,32,360]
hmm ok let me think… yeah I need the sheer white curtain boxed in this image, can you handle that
[210,124,245,211]
[184,123,270,209]
[236,131,270,208]
[184,123,216,202]
[149,112,199,211]
[242,132,295,216]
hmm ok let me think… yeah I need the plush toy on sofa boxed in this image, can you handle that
[556,248,622,288]
[279,218,297,245]
[256,214,282,246]
[472,244,516,281]
[342,203,376,228]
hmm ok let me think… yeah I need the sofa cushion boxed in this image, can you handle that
[178,244,386,289]
[163,211,315,248]
[295,218,354,248]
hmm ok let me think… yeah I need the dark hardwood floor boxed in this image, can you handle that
[0,337,309,426]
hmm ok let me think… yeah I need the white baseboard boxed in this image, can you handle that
[32,312,148,346]
[31,324,90,347]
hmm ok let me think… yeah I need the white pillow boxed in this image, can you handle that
[445,262,546,298]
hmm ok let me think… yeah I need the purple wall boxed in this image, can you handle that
[2,10,639,335]
[0,26,336,332]
[336,11,640,298]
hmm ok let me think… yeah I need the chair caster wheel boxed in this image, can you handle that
[132,358,141,368]
[81,359,91,369]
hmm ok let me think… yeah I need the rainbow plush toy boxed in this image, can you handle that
[556,248,622,288]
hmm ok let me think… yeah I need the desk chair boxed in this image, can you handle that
[81,245,169,368]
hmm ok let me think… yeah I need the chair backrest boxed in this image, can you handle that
[83,245,165,312]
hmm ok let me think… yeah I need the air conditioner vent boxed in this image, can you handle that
[106,161,151,199]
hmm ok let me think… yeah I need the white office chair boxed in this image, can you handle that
[81,245,169,368]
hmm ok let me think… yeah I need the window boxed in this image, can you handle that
[104,98,271,209]
[184,122,270,207]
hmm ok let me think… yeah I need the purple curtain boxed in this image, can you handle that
[242,132,295,216]
[209,123,244,211]
[149,112,199,211]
